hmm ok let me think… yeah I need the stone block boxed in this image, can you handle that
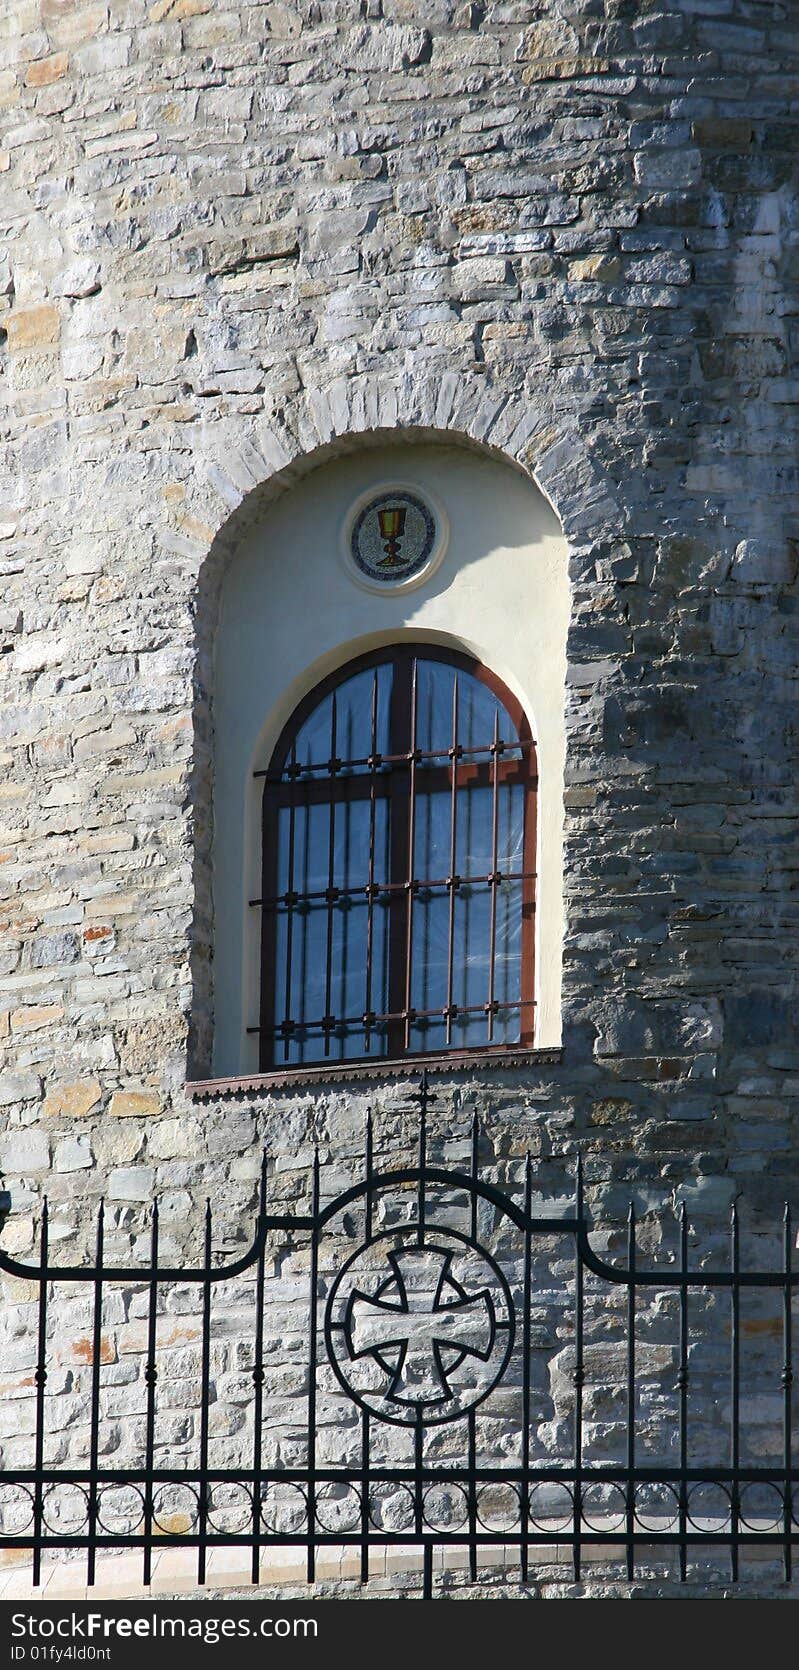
[570,254,621,283]
[54,1136,93,1172]
[5,305,59,352]
[43,1081,103,1120]
[24,52,68,87]
[108,1090,163,1120]
[0,1128,50,1174]
[31,932,79,968]
[0,1075,41,1108]
[108,1167,155,1201]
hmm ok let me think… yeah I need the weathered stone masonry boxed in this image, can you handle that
[0,0,798,1593]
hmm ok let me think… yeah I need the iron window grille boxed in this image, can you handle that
[251,645,538,1070]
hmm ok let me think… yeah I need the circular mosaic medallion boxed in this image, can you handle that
[341,484,447,593]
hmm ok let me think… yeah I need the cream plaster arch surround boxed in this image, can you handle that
[186,368,625,1080]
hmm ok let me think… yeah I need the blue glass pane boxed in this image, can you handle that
[288,662,392,776]
[414,660,522,759]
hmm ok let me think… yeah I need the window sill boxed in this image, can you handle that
[186,1047,563,1100]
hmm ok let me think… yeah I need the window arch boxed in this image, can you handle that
[254,644,537,1070]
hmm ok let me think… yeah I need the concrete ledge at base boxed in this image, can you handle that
[0,1529,792,1602]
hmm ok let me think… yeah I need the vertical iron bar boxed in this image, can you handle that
[364,672,379,1055]
[297,771,311,1064]
[251,1153,268,1584]
[323,694,338,1057]
[467,1111,478,1583]
[417,1071,427,1246]
[360,1113,373,1584]
[414,1412,424,1542]
[403,657,418,1050]
[86,1202,104,1588]
[730,1202,740,1583]
[142,1200,159,1587]
[281,743,297,1063]
[365,1109,374,1243]
[626,1201,636,1581]
[783,1203,793,1583]
[487,708,500,1044]
[573,1158,584,1583]
[445,676,459,1048]
[307,1149,320,1585]
[197,1201,212,1586]
[521,1154,532,1585]
[423,1538,433,1602]
[414,1085,426,1588]
[32,1200,48,1589]
[387,650,413,1057]
[678,1203,688,1583]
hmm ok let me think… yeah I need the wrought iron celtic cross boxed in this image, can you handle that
[345,1244,495,1408]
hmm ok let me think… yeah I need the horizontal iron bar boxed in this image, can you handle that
[6,1533,799,1552]
[254,739,532,780]
[0,1221,269,1286]
[249,867,533,911]
[576,1228,799,1288]
[6,1466,799,1486]
[247,999,535,1039]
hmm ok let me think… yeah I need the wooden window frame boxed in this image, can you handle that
[253,644,538,1071]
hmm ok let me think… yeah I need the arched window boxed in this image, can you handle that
[254,645,537,1070]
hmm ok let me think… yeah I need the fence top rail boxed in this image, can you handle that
[0,1149,796,1290]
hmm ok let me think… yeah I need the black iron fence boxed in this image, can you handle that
[0,1080,796,1598]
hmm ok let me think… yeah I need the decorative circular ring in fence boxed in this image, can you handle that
[0,1483,35,1537]
[206,1482,254,1536]
[42,1484,89,1537]
[260,1483,308,1536]
[580,1482,627,1534]
[738,1482,785,1534]
[633,1481,680,1535]
[527,1482,574,1534]
[325,1227,515,1427]
[151,1483,200,1537]
[685,1482,732,1533]
[475,1482,521,1534]
[314,1483,362,1534]
[96,1485,146,1538]
[421,1482,470,1534]
[367,1482,416,1534]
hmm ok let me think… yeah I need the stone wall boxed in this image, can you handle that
[0,0,798,1596]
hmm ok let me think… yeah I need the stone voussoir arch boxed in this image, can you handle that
[190,366,625,605]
